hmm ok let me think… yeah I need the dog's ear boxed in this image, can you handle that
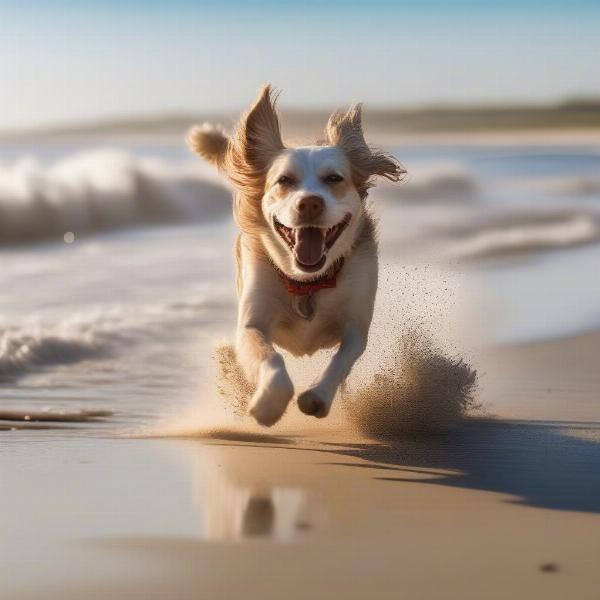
[187,124,229,168]
[186,85,284,184]
[210,86,286,230]
[326,104,405,197]
[226,85,285,193]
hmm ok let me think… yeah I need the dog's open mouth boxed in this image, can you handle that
[274,213,351,273]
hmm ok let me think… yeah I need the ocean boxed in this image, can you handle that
[2,137,600,436]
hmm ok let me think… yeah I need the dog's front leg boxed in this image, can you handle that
[298,327,367,418]
[236,323,293,427]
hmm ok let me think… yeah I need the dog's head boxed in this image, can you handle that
[188,86,404,280]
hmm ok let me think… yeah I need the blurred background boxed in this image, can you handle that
[2,4,600,598]
[1,0,600,424]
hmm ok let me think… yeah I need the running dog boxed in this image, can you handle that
[188,86,403,426]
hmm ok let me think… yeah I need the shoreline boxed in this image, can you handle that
[2,127,600,148]
[2,329,600,599]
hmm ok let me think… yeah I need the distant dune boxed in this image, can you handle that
[2,99,600,141]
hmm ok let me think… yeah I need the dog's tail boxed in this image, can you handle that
[187,123,229,168]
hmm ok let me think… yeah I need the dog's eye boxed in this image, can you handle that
[323,174,344,184]
[277,175,295,186]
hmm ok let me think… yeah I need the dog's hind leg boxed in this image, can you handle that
[236,325,294,427]
[297,326,367,419]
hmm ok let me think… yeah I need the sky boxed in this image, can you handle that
[1,0,599,130]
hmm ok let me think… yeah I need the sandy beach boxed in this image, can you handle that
[2,130,600,599]
[3,326,600,600]
[3,0,600,595]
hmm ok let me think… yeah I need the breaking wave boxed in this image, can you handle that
[527,175,600,197]
[0,296,227,382]
[380,162,477,201]
[382,163,600,205]
[0,328,107,382]
[445,212,600,260]
[0,150,231,244]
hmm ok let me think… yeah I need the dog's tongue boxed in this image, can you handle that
[295,227,325,266]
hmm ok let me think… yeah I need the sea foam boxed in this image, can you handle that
[0,150,231,244]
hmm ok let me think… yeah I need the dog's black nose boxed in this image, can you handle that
[295,195,324,221]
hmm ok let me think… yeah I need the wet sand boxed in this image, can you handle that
[2,331,600,600]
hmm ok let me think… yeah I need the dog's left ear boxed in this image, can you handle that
[326,104,405,197]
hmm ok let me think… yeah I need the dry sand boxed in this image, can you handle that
[3,331,600,600]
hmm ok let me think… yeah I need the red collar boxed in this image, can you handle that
[273,258,344,296]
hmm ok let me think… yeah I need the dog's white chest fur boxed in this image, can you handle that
[273,290,345,356]
[188,85,402,425]
[241,242,378,358]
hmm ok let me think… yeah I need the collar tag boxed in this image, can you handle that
[292,294,316,320]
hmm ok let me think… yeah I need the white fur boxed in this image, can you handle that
[237,226,376,423]
[188,86,401,426]
[262,147,362,281]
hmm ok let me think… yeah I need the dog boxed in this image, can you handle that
[188,86,404,426]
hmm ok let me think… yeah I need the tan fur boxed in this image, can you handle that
[188,86,286,235]
[186,124,229,167]
[326,104,406,198]
[330,179,351,200]
[234,234,243,296]
[353,209,379,251]
[224,86,285,234]
[188,86,402,426]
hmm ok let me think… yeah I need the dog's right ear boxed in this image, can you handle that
[187,85,285,209]
[225,85,285,200]
[229,85,285,172]
[187,123,229,169]
[187,85,285,197]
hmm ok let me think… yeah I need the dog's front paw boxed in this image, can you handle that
[248,360,294,427]
[249,381,293,426]
[297,388,332,419]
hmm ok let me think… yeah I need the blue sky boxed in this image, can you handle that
[1,0,599,129]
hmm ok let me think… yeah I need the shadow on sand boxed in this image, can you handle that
[207,418,600,514]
